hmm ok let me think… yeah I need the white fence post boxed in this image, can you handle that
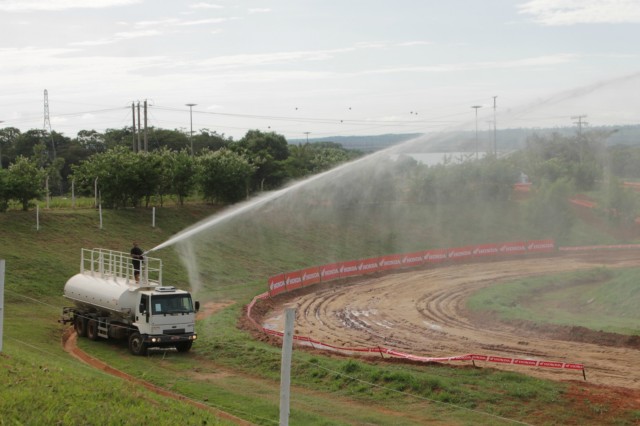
[279,307,295,426]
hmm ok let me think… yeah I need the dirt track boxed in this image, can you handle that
[261,251,640,389]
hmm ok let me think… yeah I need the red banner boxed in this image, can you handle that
[378,254,403,271]
[358,257,380,275]
[488,356,513,364]
[285,270,304,291]
[301,266,321,287]
[513,359,537,366]
[424,248,448,263]
[473,243,499,257]
[538,361,563,369]
[526,239,555,252]
[320,263,340,282]
[268,273,286,297]
[401,251,425,268]
[499,241,527,255]
[448,246,474,261]
[339,260,360,278]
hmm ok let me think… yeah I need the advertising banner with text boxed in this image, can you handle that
[301,266,321,287]
[285,269,304,291]
[401,251,426,268]
[339,260,361,278]
[320,263,341,282]
[268,273,286,297]
[378,254,404,271]
[358,257,381,275]
[526,239,555,252]
[423,248,448,263]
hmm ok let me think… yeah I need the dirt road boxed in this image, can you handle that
[261,251,640,389]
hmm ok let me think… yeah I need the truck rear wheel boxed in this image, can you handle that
[74,315,87,337]
[128,332,148,356]
[175,341,193,353]
[87,319,99,341]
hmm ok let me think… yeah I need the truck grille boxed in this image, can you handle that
[163,329,186,335]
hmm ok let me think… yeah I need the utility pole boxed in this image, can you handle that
[131,102,136,152]
[471,105,482,160]
[492,96,497,157]
[137,102,142,153]
[143,100,148,153]
[186,103,197,156]
[304,132,310,143]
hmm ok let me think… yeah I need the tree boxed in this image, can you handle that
[165,149,196,206]
[234,130,289,191]
[0,168,9,211]
[6,156,46,210]
[76,130,106,153]
[525,178,574,240]
[72,147,153,208]
[0,127,20,169]
[197,149,255,203]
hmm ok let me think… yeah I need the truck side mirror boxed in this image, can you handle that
[195,301,200,313]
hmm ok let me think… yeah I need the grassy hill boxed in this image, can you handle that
[2,202,640,425]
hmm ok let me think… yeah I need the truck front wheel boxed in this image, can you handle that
[74,315,87,337]
[128,332,148,356]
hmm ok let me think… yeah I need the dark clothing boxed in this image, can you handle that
[131,246,144,277]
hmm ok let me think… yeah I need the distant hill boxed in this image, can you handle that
[288,133,422,152]
[289,125,640,153]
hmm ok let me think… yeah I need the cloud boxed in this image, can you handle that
[248,8,270,14]
[190,2,223,9]
[358,54,578,75]
[70,30,161,46]
[197,47,355,69]
[519,0,640,25]
[0,0,141,11]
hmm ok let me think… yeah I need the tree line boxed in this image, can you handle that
[0,127,359,211]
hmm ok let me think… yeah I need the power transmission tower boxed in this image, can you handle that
[571,115,588,137]
[43,89,56,159]
[571,115,588,163]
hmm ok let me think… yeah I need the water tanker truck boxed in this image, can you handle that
[60,248,199,356]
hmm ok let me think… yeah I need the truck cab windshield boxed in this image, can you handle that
[151,294,194,314]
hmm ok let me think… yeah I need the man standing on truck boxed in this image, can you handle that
[130,241,144,283]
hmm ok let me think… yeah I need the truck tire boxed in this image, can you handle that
[128,332,148,356]
[74,315,87,338]
[87,319,99,341]
[175,341,193,353]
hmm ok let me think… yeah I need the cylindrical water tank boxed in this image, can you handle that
[64,273,140,316]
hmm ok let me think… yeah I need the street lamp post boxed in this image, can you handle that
[185,103,197,156]
[471,105,482,160]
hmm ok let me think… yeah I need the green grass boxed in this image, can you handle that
[2,200,640,425]
[467,268,640,334]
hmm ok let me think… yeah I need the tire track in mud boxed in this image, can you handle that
[262,252,640,389]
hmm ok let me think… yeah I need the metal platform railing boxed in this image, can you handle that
[80,248,163,286]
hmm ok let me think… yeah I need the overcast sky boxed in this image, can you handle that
[1,0,639,140]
